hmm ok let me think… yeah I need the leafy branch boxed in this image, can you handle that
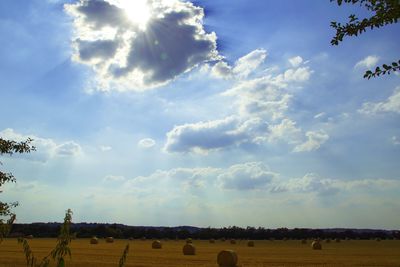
[364,60,400,79]
[330,0,400,78]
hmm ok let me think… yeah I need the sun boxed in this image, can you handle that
[119,0,151,30]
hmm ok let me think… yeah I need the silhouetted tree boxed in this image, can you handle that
[330,0,400,78]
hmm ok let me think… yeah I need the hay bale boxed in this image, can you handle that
[217,250,238,267]
[186,238,193,244]
[25,235,34,239]
[335,238,341,243]
[90,237,98,244]
[221,238,226,242]
[247,240,255,247]
[182,243,196,255]
[376,238,381,242]
[301,239,307,244]
[141,237,146,241]
[311,240,322,250]
[230,239,236,244]
[152,240,162,249]
[106,237,114,243]
[128,237,133,241]
[325,239,331,243]
[210,239,215,243]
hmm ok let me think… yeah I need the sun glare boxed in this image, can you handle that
[119,0,151,30]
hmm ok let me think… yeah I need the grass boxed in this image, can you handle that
[0,239,399,267]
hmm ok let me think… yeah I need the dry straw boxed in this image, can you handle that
[90,237,98,244]
[230,239,236,244]
[312,240,322,250]
[247,240,255,247]
[152,240,162,249]
[26,235,33,239]
[106,237,114,243]
[182,243,196,255]
[217,250,238,267]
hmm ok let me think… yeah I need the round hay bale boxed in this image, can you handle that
[311,241,322,250]
[217,250,238,267]
[335,238,341,243]
[301,239,307,244]
[141,236,146,241]
[247,240,255,247]
[152,240,162,249]
[230,239,236,244]
[90,237,98,244]
[26,235,34,239]
[221,237,226,242]
[128,237,133,241]
[325,239,331,243]
[186,238,193,244]
[209,239,215,243]
[106,237,114,243]
[182,243,196,255]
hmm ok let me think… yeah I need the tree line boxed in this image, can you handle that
[9,223,400,240]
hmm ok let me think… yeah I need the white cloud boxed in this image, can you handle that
[211,49,267,79]
[65,0,219,91]
[164,117,249,153]
[165,54,319,154]
[314,112,326,119]
[100,145,112,151]
[210,61,232,79]
[120,162,400,194]
[104,175,125,182]
[217,162,277,190]
[232,49,267,78]
[0,128,82,162]
[288,56,303,68]
[268,119,302,144]
[392,136,400,146]
[279,66,312,82]
[293,130,329,152]
[138,138,156,148]
[354,55,379,69]
[359,86,400,115]
[272,173,339,195]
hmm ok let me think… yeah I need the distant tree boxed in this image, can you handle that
[0,137,35,242]
[330,0,400,79]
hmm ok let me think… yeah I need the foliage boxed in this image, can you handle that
[330,0,400,78]
[0,137,35,243]
[118,243,130,267]
[18,209,73,267]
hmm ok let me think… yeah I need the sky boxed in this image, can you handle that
[0,0,399,229]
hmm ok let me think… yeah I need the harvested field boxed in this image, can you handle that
[0,239,399,267]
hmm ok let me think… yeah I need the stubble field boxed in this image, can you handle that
[1,238,399,267]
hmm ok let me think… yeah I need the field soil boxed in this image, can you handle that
[1,238,400,267]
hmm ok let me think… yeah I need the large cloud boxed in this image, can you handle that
[118,162,400,194]
[164,52,324,154]
[0,128,82,162]
[65,0,219,91]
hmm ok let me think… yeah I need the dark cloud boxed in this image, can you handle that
[65,0,219,90]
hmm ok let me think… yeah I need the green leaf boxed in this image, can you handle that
[383,64,390,70]
[57,258,65,267]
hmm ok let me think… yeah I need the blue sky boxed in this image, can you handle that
[1,0,399,229]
